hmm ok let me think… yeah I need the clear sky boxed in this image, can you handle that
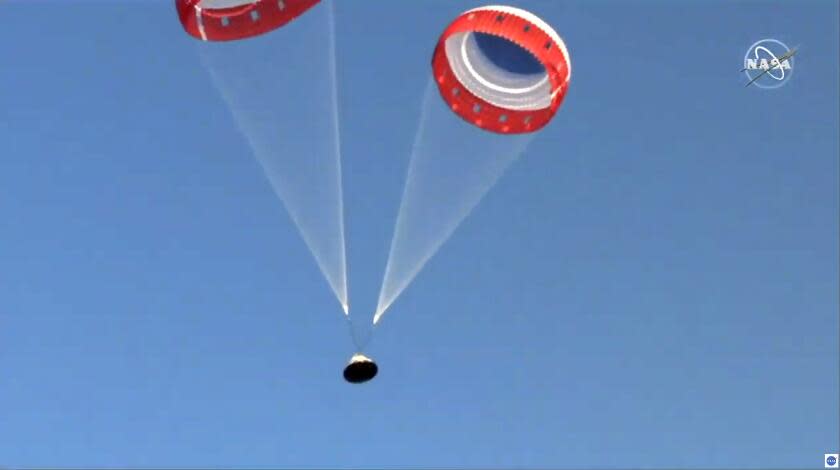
[1,0,838,468]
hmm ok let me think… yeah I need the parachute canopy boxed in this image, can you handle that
[175,0,321,41]
[432,5,571,134]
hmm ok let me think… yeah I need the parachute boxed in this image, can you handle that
[175,0,321,41]
[432,5,571,134]
[374,6,571,324]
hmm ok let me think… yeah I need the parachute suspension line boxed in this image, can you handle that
[327,0,350,315]
[345,315,372,352]
[197,2,350,316]
[373,78,536,325]
[345,315,359,350]
[373,80,435,325]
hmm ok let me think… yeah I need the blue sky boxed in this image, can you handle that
[1,0,838,468]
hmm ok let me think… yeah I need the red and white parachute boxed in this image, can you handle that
[432,5,571,134]
[175,0,321,41]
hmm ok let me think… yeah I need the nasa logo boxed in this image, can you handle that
[743,38,795,89]
[827,453,839,468]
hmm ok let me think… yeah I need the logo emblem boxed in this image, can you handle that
[742,39,796,89]
[827,453,839,468]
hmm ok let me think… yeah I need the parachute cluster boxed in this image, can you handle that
[175,0,572,383]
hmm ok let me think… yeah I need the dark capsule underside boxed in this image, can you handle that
[343,359,378,383]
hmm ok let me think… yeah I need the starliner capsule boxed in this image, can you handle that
[431,5,571,134]
[343,353,378,384]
